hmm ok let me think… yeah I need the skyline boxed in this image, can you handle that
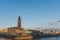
[0,0,60,29]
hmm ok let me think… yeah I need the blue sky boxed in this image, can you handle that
[0,0,60,29]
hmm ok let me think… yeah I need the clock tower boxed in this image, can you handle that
[18,16,21,29]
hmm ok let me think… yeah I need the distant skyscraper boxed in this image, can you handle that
[18,16,21,29]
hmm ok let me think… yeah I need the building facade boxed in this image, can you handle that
[8,16,23,35]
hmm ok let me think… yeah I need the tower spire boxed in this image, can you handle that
[18,16,21,29]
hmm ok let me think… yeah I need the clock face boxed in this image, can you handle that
[18,21,21,22]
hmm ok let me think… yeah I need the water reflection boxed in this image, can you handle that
[33,36,60,40]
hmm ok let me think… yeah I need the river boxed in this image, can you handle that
[33,36,60,40]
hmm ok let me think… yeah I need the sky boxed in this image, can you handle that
[0,0,60,29]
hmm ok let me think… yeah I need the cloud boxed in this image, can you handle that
[48,20,60,29]
[57,20,60,22]
[49,23,57,26]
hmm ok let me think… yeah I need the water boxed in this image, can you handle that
[34,36,60,40]
[0,36,60,40]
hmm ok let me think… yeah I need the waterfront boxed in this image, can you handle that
[34,36,60,40]
[0,36,60,40]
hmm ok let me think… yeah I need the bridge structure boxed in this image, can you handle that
[0,32,15,40]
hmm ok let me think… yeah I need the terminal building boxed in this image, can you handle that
[8,16,29,35]
[0,16,38,40]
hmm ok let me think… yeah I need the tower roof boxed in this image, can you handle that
[18,16,21,20]
[18,16,20,19]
